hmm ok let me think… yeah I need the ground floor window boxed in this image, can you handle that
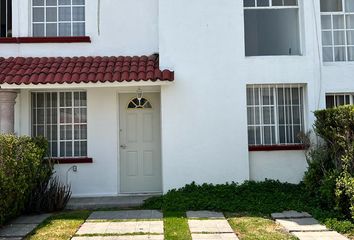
[326,93,353,108]
[247,84,305,146]
[31,91,87,158]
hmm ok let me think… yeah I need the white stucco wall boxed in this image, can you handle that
[158,0,320,190]
[2,0,158,57]
[249,151,308,184]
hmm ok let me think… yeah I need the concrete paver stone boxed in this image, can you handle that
[0,224,38,238]
[76,221,164,235]
[191,233,239,240]
[72,236,164,240]
[0,238,23,240]
[88,210,163,221]
[293,231,349,240]
[187,211,225,219]
[10,214,52,224]
[276,218,328,232]
[271,211,311,219]
[188,220,234,234]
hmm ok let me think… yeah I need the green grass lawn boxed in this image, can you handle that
[163,211,191,240]
[26,211,91,240]
[227,213,297,240]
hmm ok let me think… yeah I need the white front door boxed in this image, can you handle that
[119,93,162,193]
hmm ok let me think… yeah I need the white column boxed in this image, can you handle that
[0,90,18,134]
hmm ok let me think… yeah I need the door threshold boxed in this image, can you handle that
[118,192,162,197]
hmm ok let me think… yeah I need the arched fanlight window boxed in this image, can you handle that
[127,97,152,109]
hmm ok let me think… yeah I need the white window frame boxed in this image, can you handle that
[243,0,302,56]
[31,90,88,158]
[243,0,299,10]
[0,0,12,37]
[31,0,86,37]
[320,0,354,62]
[247,84,306,146]
[326,93,354,108]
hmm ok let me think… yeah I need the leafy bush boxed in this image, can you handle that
[0,135,47,225]
[304,106,354,220]
[144,180,314,214]
[0,135,71,226]
[324,218,354,234]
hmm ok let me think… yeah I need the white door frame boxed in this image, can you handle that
[117,90,162,194]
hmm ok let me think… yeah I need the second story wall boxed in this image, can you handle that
[0,0,158,57]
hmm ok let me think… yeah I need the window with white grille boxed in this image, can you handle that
[32,91,87,158]
[326,93,353,108]
[320,0,354,62]
[0,0,12,37]
[243,0,301,56]
[32,0,85,37]
[247,85,305,146]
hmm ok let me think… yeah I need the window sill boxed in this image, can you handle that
[249,144,306,152]
[245,55,303,59]
[0,36,91,44]
[50,157,93,164]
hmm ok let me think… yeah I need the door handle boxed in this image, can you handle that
[120,144,127,149]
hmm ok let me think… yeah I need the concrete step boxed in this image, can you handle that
[66,195,159,210]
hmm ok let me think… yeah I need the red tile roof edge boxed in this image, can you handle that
[0,54,174,85]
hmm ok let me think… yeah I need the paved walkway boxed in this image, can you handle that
[0,214,51,240]
[272,210,349,240]
[187,211,239,240]
[73,210,164,240]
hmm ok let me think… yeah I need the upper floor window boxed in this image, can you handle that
[243,0,301,56]
[0,0,12,37]
[32,0,85,37]
[326,93,353,108]
[247,84,305,146]
[320,0,354,62]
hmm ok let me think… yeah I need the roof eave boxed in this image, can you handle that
[0,80,174,90]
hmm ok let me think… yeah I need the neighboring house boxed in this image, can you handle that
[0,0,353,197]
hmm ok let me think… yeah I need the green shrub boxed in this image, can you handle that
[0,135,71,226]
[0,135,47,225]
[324,218,354,234]
[304,106,354,220]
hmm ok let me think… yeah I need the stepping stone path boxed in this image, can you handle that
[187,211,239,240]
[0,214,51,240]
[73,210,164,240]
[272,210,349,240]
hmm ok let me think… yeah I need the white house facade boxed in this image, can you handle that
[0,0,353,197]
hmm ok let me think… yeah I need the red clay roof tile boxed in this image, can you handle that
[0,54,174,85]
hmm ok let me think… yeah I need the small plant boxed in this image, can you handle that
[24,138,71,214]
[25,173,71,214]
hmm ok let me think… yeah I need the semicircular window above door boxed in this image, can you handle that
[127,97,152,109]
